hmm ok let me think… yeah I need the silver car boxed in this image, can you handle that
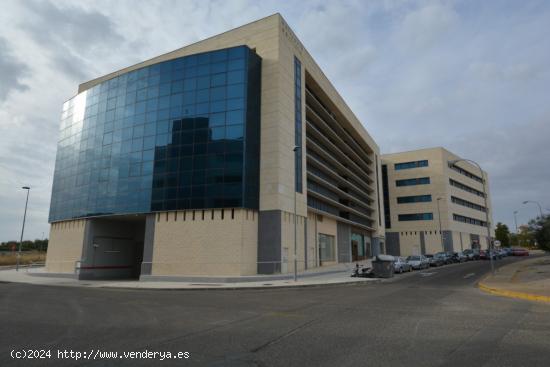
[393,256,412,273]
[406,255,430,270]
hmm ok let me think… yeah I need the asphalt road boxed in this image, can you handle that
[1,257,549,367]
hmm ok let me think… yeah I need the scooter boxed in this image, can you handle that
[351,263,374,278]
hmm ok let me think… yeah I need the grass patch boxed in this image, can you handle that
[0,252,46,266]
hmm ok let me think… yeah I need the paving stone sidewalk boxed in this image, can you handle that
[0,260,378,290]
[479,254,550,302]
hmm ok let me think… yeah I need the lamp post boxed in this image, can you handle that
[513,210,520,246]
[16,186,31,271]
[448,159,494,274]
[522,200,544,219]
[293,146,301,282]
[513,210,519,233]
[436,197,444,252]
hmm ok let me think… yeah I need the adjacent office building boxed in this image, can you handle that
[46,14,385,279]
[381,147,494,257]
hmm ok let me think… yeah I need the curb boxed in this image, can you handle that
[0,276,381,291]
[97,279,382,291]
[478,282,550,304]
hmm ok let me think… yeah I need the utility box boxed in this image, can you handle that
[372,255,395,278]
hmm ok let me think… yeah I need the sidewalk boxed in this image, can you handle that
[0,260,378,290]
[478,254,550,303]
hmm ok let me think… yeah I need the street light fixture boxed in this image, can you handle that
[436,197,444,252]
[293,145,301,282]
[16,186,31,272]
[448,159,494,275]
[522,200,544,218]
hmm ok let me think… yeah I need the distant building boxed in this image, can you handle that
[46,14,385,280]
[381,147,494,256]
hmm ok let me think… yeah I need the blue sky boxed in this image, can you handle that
[0,0,549,241]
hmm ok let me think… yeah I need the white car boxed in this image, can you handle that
[406,255,430,270]
[393,256,412,273]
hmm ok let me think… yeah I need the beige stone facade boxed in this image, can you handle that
[382,147,494,257]
[46,14,384,279]
[45,219,86,273]
[151,209,257,276]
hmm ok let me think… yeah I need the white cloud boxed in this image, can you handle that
[0,0,549,241]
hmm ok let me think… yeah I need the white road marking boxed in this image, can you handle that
[463,273,476,279]
[420,272,436,277]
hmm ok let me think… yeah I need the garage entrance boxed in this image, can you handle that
[78,215,146,280]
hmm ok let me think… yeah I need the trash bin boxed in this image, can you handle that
[372,254,395,278]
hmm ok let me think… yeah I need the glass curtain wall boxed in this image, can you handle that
[49,46,261,222]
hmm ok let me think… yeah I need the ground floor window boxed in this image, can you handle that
[319,233,335,262]
[351,232,368,261]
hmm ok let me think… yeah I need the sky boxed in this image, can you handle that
[0,0,549,242]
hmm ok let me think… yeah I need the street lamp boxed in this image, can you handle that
[293,145,301,282]
[436,197,444,252]
[448,159,494,274]
[16,186,31,272]
[513,210,519,234]
[522,200,544,218]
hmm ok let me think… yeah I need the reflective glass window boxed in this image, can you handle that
[49,45,260,222]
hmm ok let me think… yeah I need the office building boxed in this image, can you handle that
[45,14,385,279]
[381,147,494,256]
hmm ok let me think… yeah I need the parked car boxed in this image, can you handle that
[512,248,529,256]
[430,253,446,267]
[481,250,500,260]
[502,247,513,256]
[406,255,430,270]
[462,249,475,261]
[425,254,435,266]
[393,256,412,273]
[452,252,467,263]
[446,251,460,263]
[435,251,453,265]
[479,250,488,260]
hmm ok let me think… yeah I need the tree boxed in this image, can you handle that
[494,222,511,247]
[528,215,550,251]
[0,239,48,252]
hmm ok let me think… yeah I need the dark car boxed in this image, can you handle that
[479,250,488,260]
[435,251,452,264]
[446,251,460,263]
[452,252,467,263]
[480,250,499,260]
[503,247,513,256]
[430,253,446,267]
[462,249,476,261]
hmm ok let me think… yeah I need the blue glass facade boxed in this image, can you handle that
[49,46,261,222]
[398,213,434,221]
[395,177,430,187]
[397,195,432,203]
[394,160,428,170]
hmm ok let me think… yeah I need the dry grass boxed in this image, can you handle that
[0,252,46,266]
